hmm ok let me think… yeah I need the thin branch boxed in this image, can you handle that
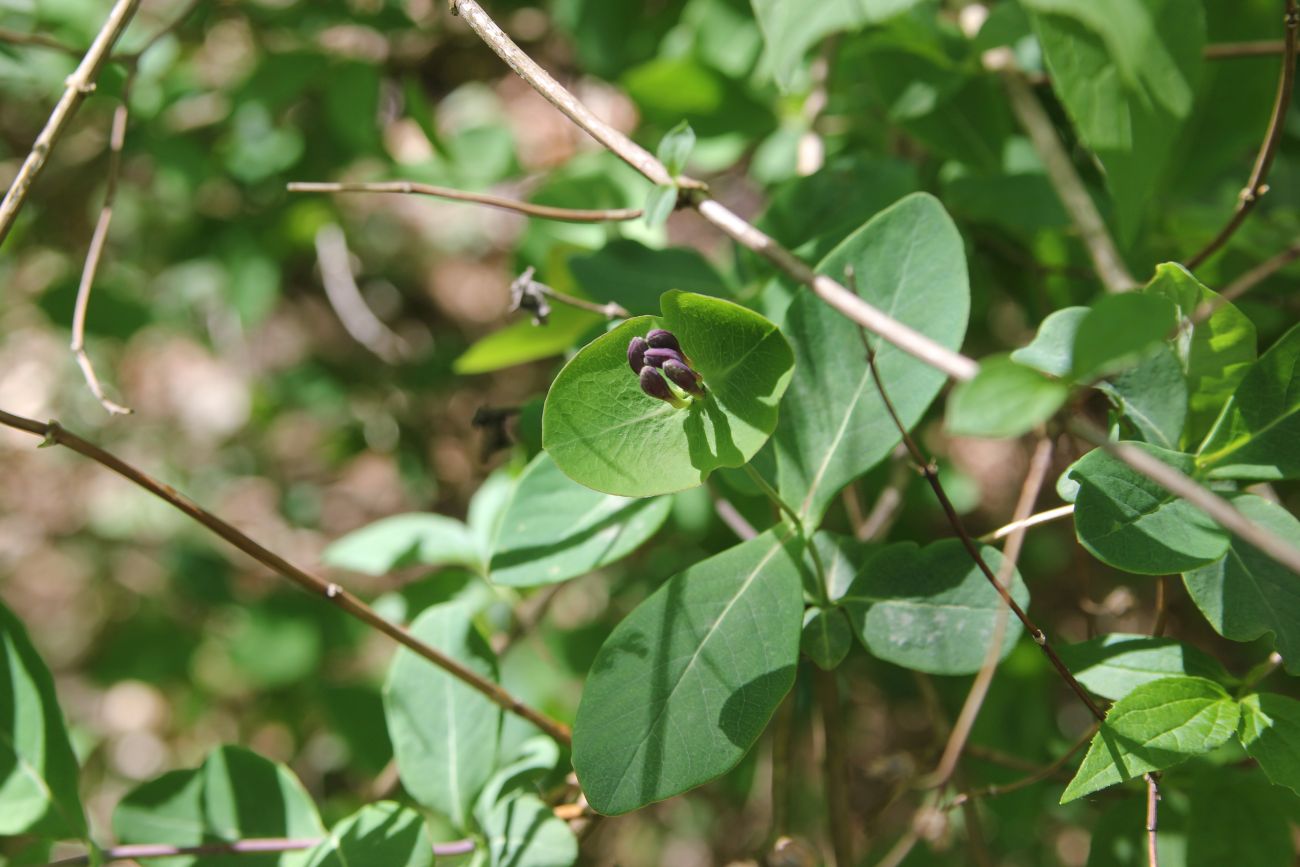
[1190,234,1300,325]
[977,504,1074,543]
[1205,39,1288,59]
[814,667,854,867]
[1236,651,1284,696]
[948,722,1098,808]
[920,436,1055,790]
[0,408,572,746]
[1001,70,1137,293]
[314,224,410,363]
[287,181,643,223]
[0,0,144,247]
[42,837,476,866]
[1187,0,1299,269]
[1151,576,1169,637]
[0,27,80,55]
[509,266,627,322]
[1146,773,1161,867]
[769,690,796,842]
[1069,419,1300,576]
[447,0,980,382]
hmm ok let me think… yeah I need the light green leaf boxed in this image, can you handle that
[773,193,969,526]
[801,607,852,671]
[1183,495,1300,675]
[114,746,325,866]
[1197,321,1300,481]
[643,183,678,228]
[454,306,601,375]
[1146,263,1256,445]
[475,736,562,825]
[1067,442,1229,574]
[1027,0,1204,236]
[384,603,501,829]
[482,792,578,867]
[489,452,671,587]
[543,291,794,497]
[1057,633,1232,702]
[752,0,921,88]
[1061,676,1239,803]
[946,354,1068,438]
[572,530,805,815]
[811,531,879,603]
[1238,692,1300,797]
[0,601,86,839]
[656,121,696,176]
[1071,293,1178,381]
[1011,306,1088,377]
[841,540,1028,675]
[1097,345,1187,450]
[324,513,483,576]
[303,803,431,867]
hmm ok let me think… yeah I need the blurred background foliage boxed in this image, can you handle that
[1,0,1299,864]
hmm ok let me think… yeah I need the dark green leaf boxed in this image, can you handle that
[1186,770,1297,867]
[946,354,1068,438]
[801,607,852,671]
[1057,633,1232,702]
[1098,344,1188,450]
[1071,293,1178,381]
[572,531,805,815]
[1238,692,1300,797]
[568,240,728,317]
[303,803,431,867]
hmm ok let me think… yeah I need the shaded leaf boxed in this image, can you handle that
[303,803,431,867]
[1057,633,1232,702]
[1011,306,1088,377]
[482,792,578,867]
[1238,692,1300,797]
[801,607,852,671]
[1098,344,1187,450]
[1071,293,1178,381]
[568,240,728,317]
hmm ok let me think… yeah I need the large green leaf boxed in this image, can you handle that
[1061,676,1239,803]
[488,452,671,587]
[840,540,1028,675]
[482,792,578,867]
[114,746,325,866]
[1011,306,1088,377]
[303,803,431,867]
[1197,322,1300,481]
[543,291,794,497]
[1182,495,1300,674]
[1057,633,1232,702]
[572,530,805,815]
[0,601,85,838]
[773,193,969,526]
[1098,344,1187,450]
[384,602,502,829]
[1027,0,1204,236]
[1238,692,1300,797]
[324,514,483,576]
[1145,263,1256,445]
[946,354,1068,438]
[1067,442,1229,574]
[1071,293,1178,381]
[751,0,921,88]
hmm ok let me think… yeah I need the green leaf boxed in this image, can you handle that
[1061,676,1239,803]
[568,240,728,317]
[656,121,696,176]
[114,746,324,865]
[474,736,562,824]
[1097,344,1188,450]
[1183,495,1300,674]
[1057,633,1232,702]
[1185,771,1297,867]
[489,451,671,587]
[946,354,1068,438]
[1146,263,1257,444]
[1238,693,1300,797]
[454,306,602,375]
[0,601,86,838]
[1027,0,1204,236]
[1197,321,1300,481]
[572,530,805,815]
[1067,442,1229,574]
[773,193,969,526]
[384,602,502,829]
[543,291,794,497]
[750,0,923,87]
[841,540,1028,675]
[303,803,431,867]
[812,531,878,603]
[482,792,578,867]
[324,513,483,576]
[643,184,678,228]
[1011,306,1088,377]
[1071,293,1178,381]
[801,607,852,670]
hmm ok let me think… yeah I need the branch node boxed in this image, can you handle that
[325,582,342,599]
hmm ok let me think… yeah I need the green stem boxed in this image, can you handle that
[742,463,829,604]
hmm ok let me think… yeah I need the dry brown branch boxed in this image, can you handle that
[313,224,410,363]
[287,180,643,223]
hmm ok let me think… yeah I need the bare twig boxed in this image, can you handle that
[314,224,410,362]
[1151,576,1170,637]
[1002,70,1137,293]
[1187,0,1299,269]
[0,27,80,55]
[0,0,143,247]
[1146,773,1161,867]
[977,504,1075,543]
[948,722,1098,808]
[1190,234,1300,325]
[1069,419,1300,576]
[42,837,476,866]
[509,266,627,323]
[857,446,912,541]
[814,667,854,867]
[287,181,643,223]
[921,437,1055,789]
[0,408,572,746]
[1205,39,1288,59]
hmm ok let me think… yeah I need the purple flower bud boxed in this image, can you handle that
[639,367,677,403]
[646,328,681,353]
[662,359,704,396]
[627,336,649,373]
[643,347,686,369]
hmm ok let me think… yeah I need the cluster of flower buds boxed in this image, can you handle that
[628,328,705,406]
